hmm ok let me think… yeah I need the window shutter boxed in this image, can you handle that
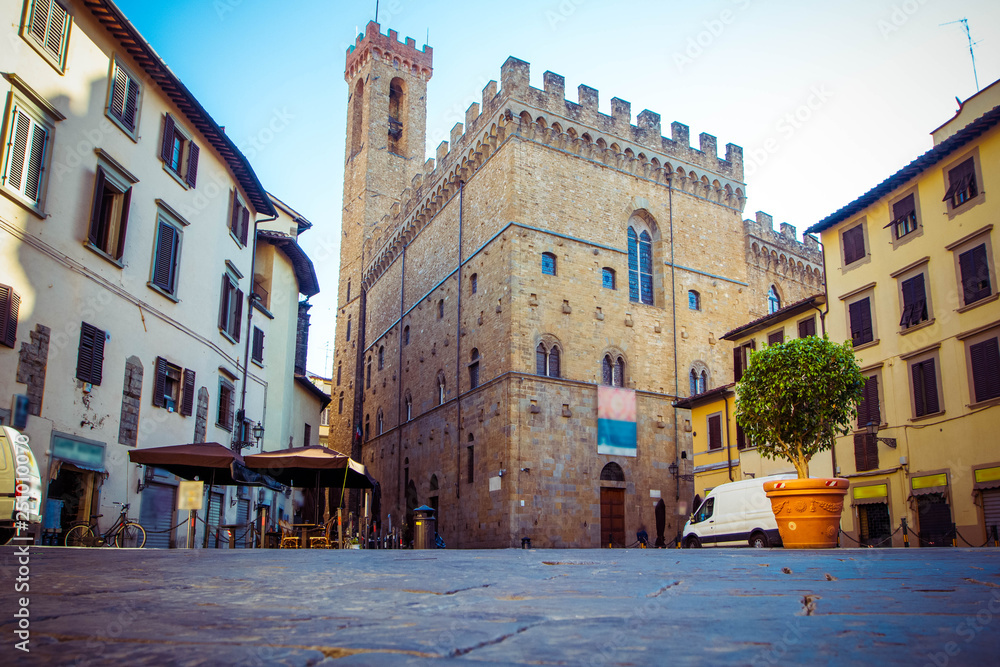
[0,285,18,348]
[768,331,784,346]
[733,346,743,382]
[88,167,107,245]
[227,384,236,431]
[708,415,721,450]
[240,207,250,246]
[960,245,991,305]
[153,356,167,407]
[230,191,240,235]
[110,64,128,127]
[185,142,199,187]
[29,0,50,45]
[850,298,872,345]
[180,369,195,416]
[152,223,177,291]
[798,317,815,338]
[970,338,1000,403]
[858,376,880,428]
[736,424,746,450]
[854,433,872,472]
[5,110,31,192]
[123,73,139,130]
[160,114,175,163]
[76,323,96,383]
[892,194,915,223]
[912,360,939,417]
[943,159,975,201]
[44,0,67,61]
[233,288,243,342]
[23,120,47,203]
[90,325,105,386]
[115,186,131,260]
[218,274,230,330]
[844,226,865,264]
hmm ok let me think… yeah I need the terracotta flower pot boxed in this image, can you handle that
[763,478,849,549]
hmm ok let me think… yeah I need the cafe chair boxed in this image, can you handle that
[279,520,299,549]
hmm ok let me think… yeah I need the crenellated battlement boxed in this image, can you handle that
[345,20,433,82]
[360,55,749,290]
[744,211,825,289]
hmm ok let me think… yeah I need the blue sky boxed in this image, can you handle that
[114,0,1000,377]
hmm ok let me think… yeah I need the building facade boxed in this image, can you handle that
[0,0,320,546]
[330,22,823,548]
[805,80,1000,548]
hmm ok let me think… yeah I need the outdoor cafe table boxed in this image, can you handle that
[292,523,316,548]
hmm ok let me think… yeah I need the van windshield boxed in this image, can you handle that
[692,497,714,523]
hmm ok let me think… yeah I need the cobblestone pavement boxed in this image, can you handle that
[2,546,999,665]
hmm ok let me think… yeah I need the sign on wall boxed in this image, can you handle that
[597,386,637,457]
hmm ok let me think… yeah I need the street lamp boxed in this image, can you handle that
[865,421,896,448]
[232,418,264,452]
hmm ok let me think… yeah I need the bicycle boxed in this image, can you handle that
[64,502,146,548]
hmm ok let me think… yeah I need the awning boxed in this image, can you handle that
[974,466,1000,491]
[52,434,105,472]
[852,483,888,506]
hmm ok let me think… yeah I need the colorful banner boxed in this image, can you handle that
[597,386,637,457]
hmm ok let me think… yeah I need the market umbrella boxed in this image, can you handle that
[244,446,376,523]
[128,442,282,490]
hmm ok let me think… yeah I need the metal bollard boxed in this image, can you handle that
[901,518,909,547]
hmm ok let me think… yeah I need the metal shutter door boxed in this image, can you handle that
[983,490,1000,540]
[235,499,250,548]
[207,491,223,546]
[917,493,952,547]
[140,483,175,549]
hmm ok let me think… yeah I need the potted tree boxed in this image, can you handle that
[735,336,865,548]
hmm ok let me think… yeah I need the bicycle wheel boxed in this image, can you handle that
[115,522,146,548]
[64,524,95,547]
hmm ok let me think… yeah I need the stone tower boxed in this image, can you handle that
[332,22,432,461]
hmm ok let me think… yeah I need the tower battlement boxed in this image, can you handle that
[345,21,433,82]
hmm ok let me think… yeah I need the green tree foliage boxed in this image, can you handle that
[735,336,865,478]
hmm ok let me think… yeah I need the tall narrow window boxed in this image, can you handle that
[388,78,405,155]
[469,348,480,389]
[537,343,547,376]
[336,363,341,386]
[159,114,199,187]
[438,373,446,405]
[338,392,344,415]
[378,345,385,370]
[346,315,351,342]
[229,191,250,247]
[347,279,351,302]
[699,370,707,394]
[251,327,265,363]
[688,290,700,311]
[88,166,133,261]
[366,357,371,388]
[628,228,653,304]
[403,325,410,345]
[150,216,181,297]
[603,355,613,386]
[849,298,874,347]
[689,369,698,396]
[405,392,412,421]
[376,408,383,435]
[218,271,243,342]
[217,378,235,430]
[615,357,625,387]
[767,286,781,314]
[857,375,881,429]
[891,193,918,239]
[969,337,1000,403]
[467,437,475,484]
[604,354,625,387]
[470,273,478,294]
[911,358,940,417]
[900,274,928,328]
[707,415,722,451]
[542,252,556,276]
[548,346,560,378]
[438,299,445,319]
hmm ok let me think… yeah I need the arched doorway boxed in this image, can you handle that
[600,462,625,547]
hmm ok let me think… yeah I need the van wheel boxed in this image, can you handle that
[684,535,701,549]
[749,531,769,549]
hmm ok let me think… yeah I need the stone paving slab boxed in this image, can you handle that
[1,546,999,665]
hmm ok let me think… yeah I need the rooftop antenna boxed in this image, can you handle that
[375,0,379,23]
[940,18,981,92]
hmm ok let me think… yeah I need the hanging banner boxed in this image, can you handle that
[597,386,637,457]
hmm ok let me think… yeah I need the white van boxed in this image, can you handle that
[682,473,795,548]
[0,426,43,544]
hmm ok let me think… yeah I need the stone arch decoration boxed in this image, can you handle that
[600,462,625,482]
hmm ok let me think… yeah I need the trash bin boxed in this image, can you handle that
[412,505,436,550]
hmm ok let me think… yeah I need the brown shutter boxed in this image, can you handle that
[736,424,746,450]
[233,289,244,342]
[768,330,784,346]
[854,433,874,472]
[160,114,175,163]
[90,325,105,386]
[943,159,974,201]
[733,346,743,382]
[849,298,872,346]
[180,368,196,416]
[970,338,1000,403]
[76,323,96,383]
[239,207,250,247]
[219,274,230,330]
[960,245,991,305]
[891,194,915,224]
[0,284,18,348]
[88,167,107,246]
[912,360,940,417]
[798,317,816,338]
[123,72,139,131]
[708,415,722,450]
[230,191,240,235]
[152,223,177,291]
[844,226,865,264]
[185,142,199,187]
[153,356,167,408]
[857,376,880,428]
[115,186,131,260]
[110,64,127,125]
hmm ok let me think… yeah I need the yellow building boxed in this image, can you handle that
[805,80,1000,548]
[676,294,832,504]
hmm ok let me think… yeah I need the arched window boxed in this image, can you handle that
[690,369,698,396]
[628,227,653,304]
[404,391,412,421]
[403,325,410,345]
[548,346,560,378]
[542,252,556,276]
[688,290,700,311]
[699,370,707,394]
[366,356,371,388]
[438,299,444,319]
[376,408,383,435]
[470,273,478,294]
[388,77,405,155]
[437,372,446,405]
[602,268,616,290]
[536,343,561,377]
[603,354,625,387]
[600,462,625,481]
[768,286,781,314]
[536,343,547,375]
[469,348,480,389]
[378,345,384,370]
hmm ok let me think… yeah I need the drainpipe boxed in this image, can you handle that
[239,210,279,445]
[724,392,733,482]
[396,246,406,534]
[668,177,680,504]
[808,232,836,477]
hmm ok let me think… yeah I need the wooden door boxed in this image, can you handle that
[600,488,625,547]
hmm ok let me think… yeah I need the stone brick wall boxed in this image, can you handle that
[194,386,209,443]
[16,324,49,416]
[117,355,142,446]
